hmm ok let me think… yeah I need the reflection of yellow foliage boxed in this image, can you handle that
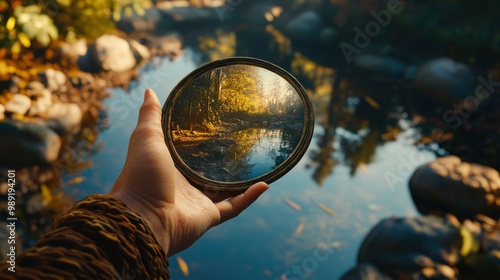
[265,24,291,56]
[199,31,236,61]
[290,53,335,96]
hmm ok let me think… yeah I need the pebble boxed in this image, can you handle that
[5,94,32,115]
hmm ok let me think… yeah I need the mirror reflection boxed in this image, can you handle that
[171,64,305,182]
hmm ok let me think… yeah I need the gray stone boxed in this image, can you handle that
[340,263,391,280]
[0,120,61,166]
[285,11,323,43]
[352,54,407,77]
[44,102,83,134]
[58,38,88,58]
[409,156,500,220]
[5,94,31,115]
[26,81,45,91]
[129,39,151,64]
[320,27,338,46]
[91,34,136,73]
[358,216,463,277]
[26,194,45,214]
[39,68,67,92]
[415,58,476,106]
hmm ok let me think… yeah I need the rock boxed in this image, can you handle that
[285,11,323,43]
[148,34,183,57]
[352,54,407,77]
[91,34,137,73]
[28,90,52,117]
[5,94,31,115]
[415,58,476,106]
[58,39,88,58]
[409,156,500,220]
[159,7,221,25]
[320,27,338,46]
[69,72,95,88]
[9,75,21,93]
[26,194,45,214]
[234,2,277,25]
[340,263,392,280]
[26,81,45,91]
[129,39,151,64]
[358,216,463,276]
[44,102,83,134]
[38,68,67,92]
[0,120,61,166]
[464,231,500,279]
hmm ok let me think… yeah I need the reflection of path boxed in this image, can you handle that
[173,126,298,183]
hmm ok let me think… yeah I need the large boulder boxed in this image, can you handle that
[415,58,476,106]
[0,120,61,166]
[44,102,83,134]
[357,216,462,279]
[87,34,150,73]
[352,54,407,77]
[340,263,392,280]
[4,94,31,115]
[409,156,500,220]
[285,10,323,43]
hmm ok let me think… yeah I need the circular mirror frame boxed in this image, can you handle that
[162,57,314,192]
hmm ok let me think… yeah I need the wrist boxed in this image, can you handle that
[110,190,171,255]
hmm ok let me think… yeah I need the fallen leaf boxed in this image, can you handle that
[294,220,305,236]
[176,256,189,277]
[65,176,86,186]
[283,197,301,211]
[359,162,369,174]
[318,203,336,216]
[364,96,381,109]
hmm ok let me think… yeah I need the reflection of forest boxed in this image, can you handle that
[171,64,304,182]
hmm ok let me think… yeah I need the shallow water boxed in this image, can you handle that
[63,27,437,279]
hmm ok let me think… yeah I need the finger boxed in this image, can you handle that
[216,182,269,225]
[135,88,163,136]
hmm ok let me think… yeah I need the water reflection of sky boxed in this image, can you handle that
[244,128,285,178]
[63,48,436,279]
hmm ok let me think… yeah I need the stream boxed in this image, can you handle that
[62,27,436,279]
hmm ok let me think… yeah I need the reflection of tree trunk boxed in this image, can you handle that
[312,74,342,186]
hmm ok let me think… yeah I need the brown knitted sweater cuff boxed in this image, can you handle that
[2,194,170,279]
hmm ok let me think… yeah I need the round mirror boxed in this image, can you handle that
[162,57,314,192]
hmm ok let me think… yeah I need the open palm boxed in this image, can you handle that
[110,89,268,256]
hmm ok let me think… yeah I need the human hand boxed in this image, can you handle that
[109,89,269,256]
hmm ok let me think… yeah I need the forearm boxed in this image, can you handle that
[0,194,170,279]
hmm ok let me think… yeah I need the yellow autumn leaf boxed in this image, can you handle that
[11,41,21,54]
[40,184,52,205]
[18,32,31,48]
[6,16,15,31]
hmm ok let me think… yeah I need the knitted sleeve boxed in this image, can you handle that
[0,194,170,279]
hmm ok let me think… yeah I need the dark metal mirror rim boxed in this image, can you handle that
[161,57,314,192]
